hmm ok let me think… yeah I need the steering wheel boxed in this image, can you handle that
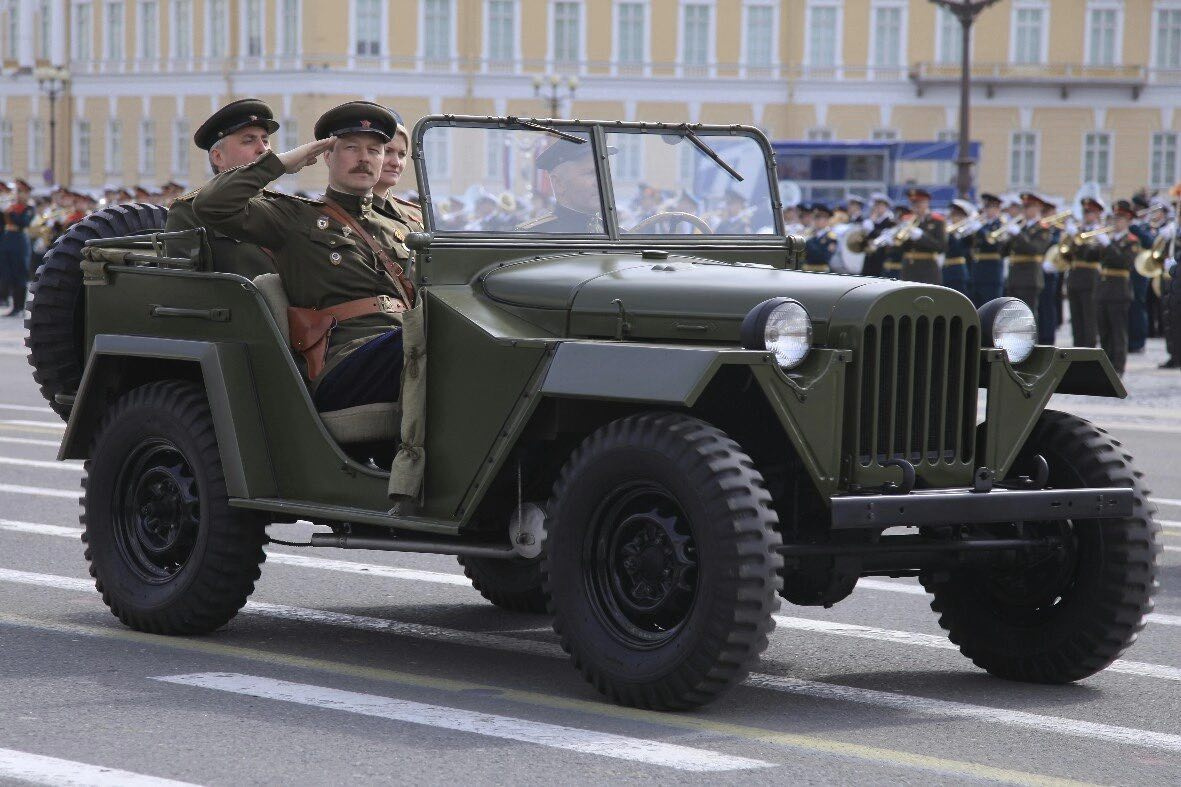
[627,211,714,235]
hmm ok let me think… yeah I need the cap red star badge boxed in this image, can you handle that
[249,115,258,121]
[360,119,371,129]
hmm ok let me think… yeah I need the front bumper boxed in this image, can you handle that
[830,486,1134,529]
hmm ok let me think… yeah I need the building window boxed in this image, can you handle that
[807,127,834,141]
[1012,5,1046,65]
[552,1,580,65]
[105,0,123,60]
[208,0,227,58]
[424,128,450,178]
[486,129,509,179]
[1082,131,1111,187]
[171,0,191,59]
[29,119,45,172]
[872,128,898,141]
[486,0,515,66]
[173,120,188,174]
[806,3,838,68]
[615,2,645,68]
[936,6,962,65]
[743,3,774,70]
[139,1,158,60]
[1151,132,1179,190]
[282,119,298,152]
[106,119,121,174]
[871,5,903,68]
[677,143,696,184]
[140,119,155,176]
[681,3,711,69]
[243,0,264,57]
[1086,6,1119,66]
[0,120,12,173]
[280,0,300,56]
[74,120,91,174]
[1009,131,1037,188]
[614,134,642,181]
[352,0,380,56]
[72,2,93,61]
[423,0,452,63]
[37,0,51,60]
[7,1,19,59]
[1155,7,1181,68]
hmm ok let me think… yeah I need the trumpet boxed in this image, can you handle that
[1038,209,1074,229]
[986,216,1022,244]
[947,216,981,239]
[892,216,920,245]
[1076,225,1114,242]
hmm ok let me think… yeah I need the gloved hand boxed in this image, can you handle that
[1094,233,1112,247]
[1159,224,1176,241]
[909,227,924,240]
[1007,223,1022,236]
[1166,257,1177,276]
[861,218,874,232]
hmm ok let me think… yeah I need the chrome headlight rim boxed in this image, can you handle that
[740,297,813,369]
[978,297,1036,364]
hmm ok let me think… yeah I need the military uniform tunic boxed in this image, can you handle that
[941,228,973,297]
[0,201,33,312]
[802,229,837,272]
[971,217,1006,307]
[192,150,416,387]
[1096,230,1140,375]
[898,213,947,285]
[862,216,894,278]
[1004,221,1054,316]
[1068,228,1104,348]
[165,190,279,278]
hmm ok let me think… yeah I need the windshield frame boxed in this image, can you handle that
[410,115,784,242]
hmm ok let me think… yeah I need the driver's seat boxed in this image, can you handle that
[253,274,400,445]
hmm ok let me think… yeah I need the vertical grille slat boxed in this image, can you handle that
[857,310,975,475]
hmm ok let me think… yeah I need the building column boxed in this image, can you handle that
[18,0,35,65]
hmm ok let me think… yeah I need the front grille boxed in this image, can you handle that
[855,315,978,468]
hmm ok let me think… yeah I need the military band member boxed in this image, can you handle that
[194,101,416,411]
[1067,197,1106,348]
[942,198,976,298]
[1037,198,1064,345]
[782,204,803,235]
[970,193,1006,307]
[1095,200,1140,376]
[1127,199,1159,354]
[0,179,34,316]
[715,189,753,234]
[897,187,946,285]
[802,204,837,272]
[165,98,281,278]
[1004,192,1055,317]
[861,192,894,278]
[882,204,911,279]
[845,194,867,225]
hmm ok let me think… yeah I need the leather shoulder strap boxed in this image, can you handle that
[321,199,415,306]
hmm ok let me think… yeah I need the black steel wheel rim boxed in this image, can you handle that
[583,482,699,647]
[980,520,1079,614]
[112,438,201,583]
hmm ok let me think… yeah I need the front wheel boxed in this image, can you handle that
[923,410,1160,683]
[543,412,783,710]
[82,381,267,634]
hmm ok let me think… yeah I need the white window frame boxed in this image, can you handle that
[137,0,159,63]
[73,119,91,177]
[1150,131,1179,189]
[282,118,298,152]
[871,128,899,141]
[547,0,585,73]
[29,118,45,173]
[239,0,265,61]
[611,0,649,76]
[169,0,192,66]
[740,0,778,78]
[205,0,229,60]
[350,0,386,60]
[483,0,520,72]
[172,118,188,175]
[868,0,907,74]
[806,127,834,141]
[139,118,155,177]
[103,0,123,63]
[1008,130,1039,189]
[1150,1,1181,70]
[71,1,92,62]
[36,0,52,60]
[0,119,13,173]
[105,118,121,175]
[1009,0,1050,66]
[1082,130,1113,187]
[803,1,842,72]
[611,132,643,181]
[419,0,457,69]
[677,0,716,78]
[934,5,973,66]
[1084,1,1123,67]
[276,0,302,62]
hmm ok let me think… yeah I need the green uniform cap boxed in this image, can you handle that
[194,98,280,151]
[314,101,400,143]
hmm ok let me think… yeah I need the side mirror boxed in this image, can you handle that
[406,231,433,251]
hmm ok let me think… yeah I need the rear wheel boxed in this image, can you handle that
[922,410,1159,682]
[83,380,266,634]
[543,412,782,710]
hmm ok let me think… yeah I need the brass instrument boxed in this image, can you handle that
[946,216,979,239]
[891,216,920,246]
[986,216,1021,244]
[1038,210,1074,229]
[1135,234,1171,279]
[1076,225,1114,242]
[844,227,869,254]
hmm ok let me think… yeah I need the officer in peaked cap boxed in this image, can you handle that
[519,135,613,233]
[165,98,282,277]
[802,203,837,272]
[1095,199,1141,375]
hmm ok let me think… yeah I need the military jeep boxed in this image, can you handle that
[28,116,1159,710]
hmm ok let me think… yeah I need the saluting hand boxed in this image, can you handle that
[277,137,337,175]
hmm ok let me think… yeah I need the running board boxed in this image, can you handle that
[229,497,459,536]
[309,533,518,560]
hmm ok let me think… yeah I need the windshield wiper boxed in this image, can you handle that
[508,117,587,145]
[678,124,744,182]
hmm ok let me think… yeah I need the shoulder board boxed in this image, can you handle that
[174,187,202,203]
[392,195,420,209]
[929,212,945,222]
[516,214,554,230]
[260,188,323,206]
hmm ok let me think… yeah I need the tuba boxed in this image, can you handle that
[844,227,869,254]
[1134,234,1171,279]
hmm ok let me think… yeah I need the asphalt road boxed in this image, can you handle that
[1,315,1179,786]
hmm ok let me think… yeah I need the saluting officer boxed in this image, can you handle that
[941,198,976,298]
[802,203,837,272]
[897,187,946,285]
[1095,200,1141,376]
[1068,196,1107,348]
[1004,192,1055,317]
[165,98,281,277]
[194,101,418,411]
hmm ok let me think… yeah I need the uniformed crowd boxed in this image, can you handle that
[787,188,1181,376]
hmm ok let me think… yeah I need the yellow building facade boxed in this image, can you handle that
[1,0,1179,201]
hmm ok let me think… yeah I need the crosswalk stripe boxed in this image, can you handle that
[0,435,63,448]
[0,419,65,431]
[153,672,773,772]
[0,746,196,787]
[0,455,84,471]
[0,403,55,414]
[0,483,77,499]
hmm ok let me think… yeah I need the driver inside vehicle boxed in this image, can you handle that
[517,139,609,233]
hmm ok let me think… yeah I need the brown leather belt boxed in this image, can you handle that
[944,257,966,266]
[975,253,1001,260]
[1072,261,1102,270]
[904,253,936,261]
[1101,268,1130,278]
[1009,255,1042,264]
[883,261,903,270]
[287,295,405,381]
[320,295,406,321]
[801,264,829,272]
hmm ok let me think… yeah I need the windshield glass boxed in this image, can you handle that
[607,131,777,236]
[419,125,608,235]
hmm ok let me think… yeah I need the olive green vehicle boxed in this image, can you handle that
[27,117,1159,710]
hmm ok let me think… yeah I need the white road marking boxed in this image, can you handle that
[0,455,83,471]
[0,746,197,787]
[153,672,773,772]
[0,435,62,448]
[1152,497,1181,508]
[1160,519,1181,530]
[0,482,77,499]
[0,403,55,414]
[263,551,471,586]
[857,578,927,596]
[0,419,65,430]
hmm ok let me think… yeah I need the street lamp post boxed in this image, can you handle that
[929,0,999,199]
[34,66,71,186]
[532,74,578,118]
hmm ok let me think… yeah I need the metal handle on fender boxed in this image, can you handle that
[150,305,231,322]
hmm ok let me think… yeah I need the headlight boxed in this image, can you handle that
[740,298,813,369]
[979,297,1036,364]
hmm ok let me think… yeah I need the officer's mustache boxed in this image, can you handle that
[349,165,375,175]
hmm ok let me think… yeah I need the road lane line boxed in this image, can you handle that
[0,747,196,787]
[0,419,64,430]
[857,578,927,596]
[155,672,772,772]
[0,435,63,448]
[0,483,77,499]
[0,455,83,471]
[3,564,1180,760]
[1151,497,1181,507]
[0,403,55,414]
[0,612,1106,785]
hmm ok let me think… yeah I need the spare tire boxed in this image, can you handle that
[25,203,169,420]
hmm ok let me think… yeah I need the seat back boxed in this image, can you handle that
[253,273,290,346]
